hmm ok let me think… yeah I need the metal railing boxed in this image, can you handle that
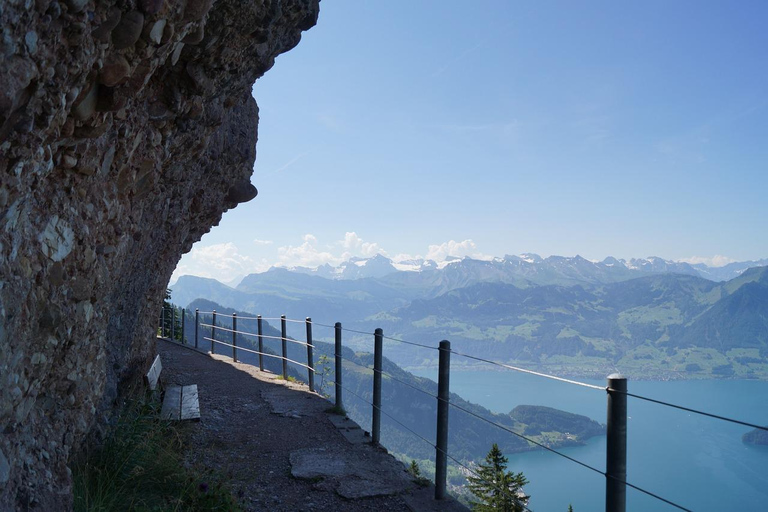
[159,304,768,511]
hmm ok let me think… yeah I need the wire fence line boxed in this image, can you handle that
[201,336,316,372]
[333,354,439,401]
[609,388,768,432]
[199,322,313,348]
[377,368,440,400]
[448,349,605,391]
[613,477,692,512]
[168,306,766,511]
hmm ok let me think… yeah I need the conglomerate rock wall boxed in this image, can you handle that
[0,0,319,508]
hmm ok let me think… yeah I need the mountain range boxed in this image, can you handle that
[278,253,768,284]
[170,254,768,379]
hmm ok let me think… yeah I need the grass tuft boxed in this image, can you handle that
[324,404,347,416]
[72,389,241,511]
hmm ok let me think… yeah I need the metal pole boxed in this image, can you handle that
[161,307,166,337]
[232,313,238,362]
[306,317,315,392]
[435,340,451,500]
[257,315,264,371]
[171,307,175,340]
[194,309,199,349]
[335,322,343,410]
[372,328,383,445]
[181,308,186,344]
[606,374,628,512]
[211,310,217,354]
[281,315,288,379]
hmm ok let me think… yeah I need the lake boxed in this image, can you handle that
[412,369,768,511]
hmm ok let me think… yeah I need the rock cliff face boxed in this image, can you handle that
[0,0,319,508]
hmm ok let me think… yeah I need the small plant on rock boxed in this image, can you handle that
[407,460,431,488]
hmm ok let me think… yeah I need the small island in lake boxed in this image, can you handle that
[742,427,768,446]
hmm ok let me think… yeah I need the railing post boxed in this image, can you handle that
[257,315,264,371]
[181,308,186,344]
[211,310,217,354]
[335,322,343,410]
[281,315,288,379]
[171,306,175,340]
[161,307,166,337]
[232,313,238,362]
[194,309,199,349]
[372,328,383,445]
[435,340,451,500]
[606,374,628,512]
[306,317,315,392]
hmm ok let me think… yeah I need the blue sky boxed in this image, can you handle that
[173,0,768,283]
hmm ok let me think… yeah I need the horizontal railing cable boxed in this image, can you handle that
[332,356,437,405]
[332,353,437,403]
[376,368,439,400]
[608,474,692,512]
[201,337,315,372]
[443,398,691,511]
[206,311,235,318]
[308,320,338,329]
[335,381,437,452]
[259,317,306,324]
[258,333,311,347]
[449,349,604,391]
[446,398,604,475]
[199,323,312,348]
[215,315,438,351]
[333,354,439,400]
[609,388,768,432]
[338,326,379,337]
[381,334,439,351]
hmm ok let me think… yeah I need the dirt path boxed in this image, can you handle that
[156,338,465,511]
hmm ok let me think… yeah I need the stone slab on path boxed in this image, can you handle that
[290,446,412,499]
[327,413,370,444]
[156,338,468,512]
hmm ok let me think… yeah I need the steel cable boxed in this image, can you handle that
[449,349,604,390]
[199,323,312,348]
[201,337,315,372]
[609,388,768,432]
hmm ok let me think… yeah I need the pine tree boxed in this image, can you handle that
[568,505,574,512]
[468,443,529,511]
